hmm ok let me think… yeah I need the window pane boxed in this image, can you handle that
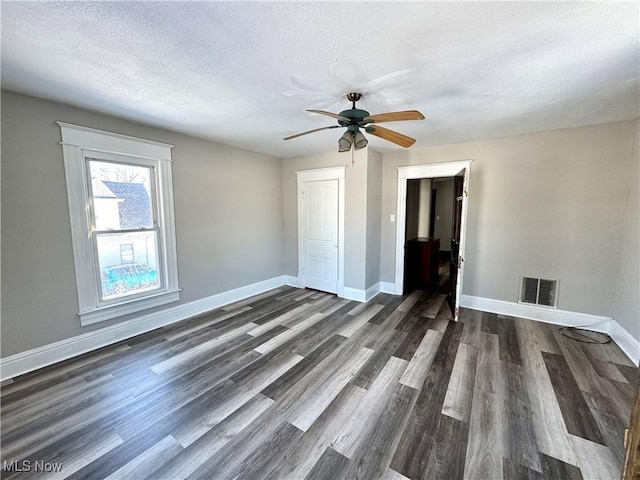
[97,232,160,300]
[89,159,154,230]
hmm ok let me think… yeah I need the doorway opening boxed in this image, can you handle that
[403,177,453,293]
[394,161,471,321]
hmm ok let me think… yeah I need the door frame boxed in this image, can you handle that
[394,160,472,306]
[296,166,346,297]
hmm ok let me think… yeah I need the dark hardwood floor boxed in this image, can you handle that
[1,280,636,479]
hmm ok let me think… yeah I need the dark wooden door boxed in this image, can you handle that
[447,170,466,318]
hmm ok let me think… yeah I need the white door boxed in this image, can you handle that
[302,179,338,294]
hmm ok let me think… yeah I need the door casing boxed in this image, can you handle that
[296,166,345,297]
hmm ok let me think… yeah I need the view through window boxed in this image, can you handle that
[89,159,162,301]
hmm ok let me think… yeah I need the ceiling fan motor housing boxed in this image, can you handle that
[338,108,370,128]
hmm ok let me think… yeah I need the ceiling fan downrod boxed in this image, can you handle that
[346,92,362,109]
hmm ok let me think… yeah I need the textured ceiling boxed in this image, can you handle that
[2,1,638,158]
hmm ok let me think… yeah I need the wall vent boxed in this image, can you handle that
[520,277,558,307]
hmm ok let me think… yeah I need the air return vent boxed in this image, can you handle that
[520,277,558,307]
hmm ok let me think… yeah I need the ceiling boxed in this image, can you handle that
[2,2,638,159]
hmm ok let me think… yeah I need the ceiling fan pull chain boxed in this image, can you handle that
[351,143,355,166]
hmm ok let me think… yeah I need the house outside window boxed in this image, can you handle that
[59,123,180,325]
[120,244,135,264]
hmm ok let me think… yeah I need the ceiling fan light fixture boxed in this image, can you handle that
[338,131,353,151]
[353,130,368,150]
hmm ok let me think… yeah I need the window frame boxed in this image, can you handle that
[59,122,180,326]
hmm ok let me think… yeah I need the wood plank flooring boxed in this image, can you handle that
[1,281,637,479]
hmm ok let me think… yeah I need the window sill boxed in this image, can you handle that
[79,289,181,326]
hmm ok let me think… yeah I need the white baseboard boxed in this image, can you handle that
[609,320,640,367]
[342,283,383,303]
[459,295,612,331]
[0,275,289,381]
[287,279,395,302]
[285,275,369,302]
[342,286,367,302]
[379,282,396,294]
[460,294,639,365]
[283,275,303,288]
[365,283,382,302]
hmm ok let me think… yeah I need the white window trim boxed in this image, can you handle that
[58,122,180,326]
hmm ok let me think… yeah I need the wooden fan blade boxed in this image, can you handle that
[363,110,425,123]
[365,125,416,148]
[283,125,339,140]
[306,109,351,122]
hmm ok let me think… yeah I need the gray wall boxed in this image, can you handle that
[406,179,433,241]
[282,148,373,290]
[365,149,382,289]
[417,179,432,238]
[612,120,640,344]
[433,178,454,251]
[1,90,284,357]
[380,120,639,329]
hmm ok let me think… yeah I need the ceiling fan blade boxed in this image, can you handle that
[365,125,416,148]
[363,110,425,123]
[283,125,340,140]
[306,109,351,122]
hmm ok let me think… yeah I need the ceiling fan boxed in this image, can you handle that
[284,92,425,152]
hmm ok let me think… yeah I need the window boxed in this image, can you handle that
[59,123,180,325]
